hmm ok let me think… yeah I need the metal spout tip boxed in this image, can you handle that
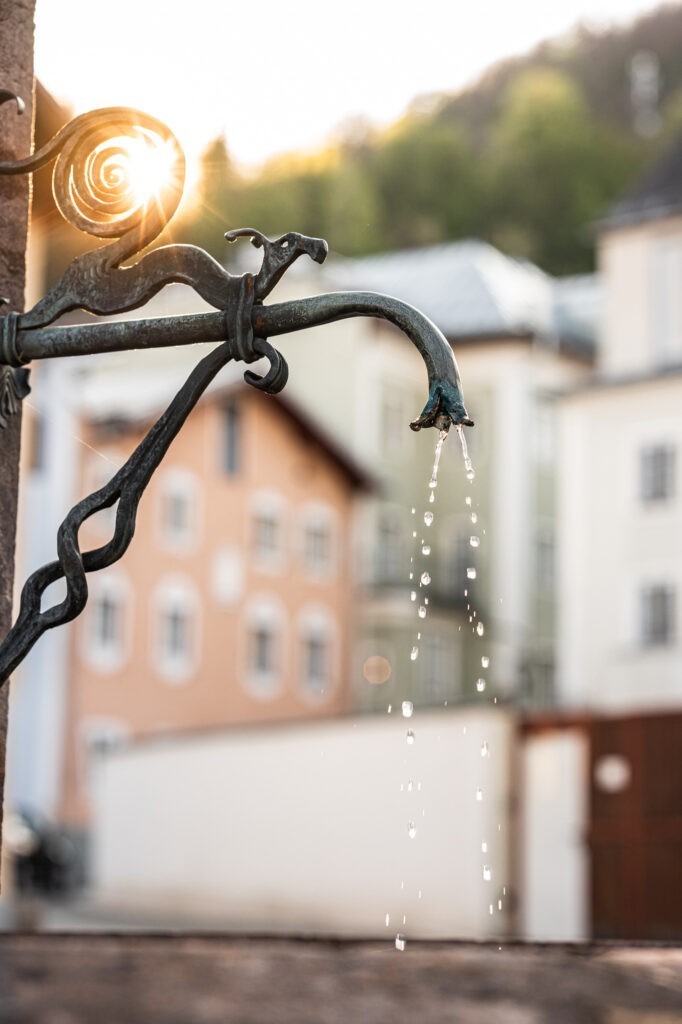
[410,379,474,432]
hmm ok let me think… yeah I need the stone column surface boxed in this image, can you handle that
[0,0,36,865]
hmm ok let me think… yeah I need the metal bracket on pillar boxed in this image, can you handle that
[0,92,472,682]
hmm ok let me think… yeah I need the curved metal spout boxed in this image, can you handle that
[14,289,473,432]
[255,291,474,432]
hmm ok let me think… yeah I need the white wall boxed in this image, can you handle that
[520,728,589,941]
[92,708,514,939]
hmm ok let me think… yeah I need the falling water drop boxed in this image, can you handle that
[476,678,486,693]
[408,822,417,839]
[424,511,434,527]
[465,496,472,507]
[402,700,414,718]
[481,841,488,853]
[481,741,489,758]
[385,913,390,927]
[410,646,419,661]
[407,780,414,792]
[411,508,416,515]
[470,536,480,548]
[420,572,431,586]
[406,730,415,745]
[429,491,435,504]
[455,424,475,480]
[470,511,478,524]
[476,787,483,802]
[476,622,485,637]
[483,866,492,881]
[410,591,417,602]
[395,934,406,952]
[421,544,431,556]
[412,530,417,539]
[481,656,490,668]
[467,567,477,580]
[418,606,427,619]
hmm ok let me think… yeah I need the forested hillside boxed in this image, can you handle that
[177,4,682,275]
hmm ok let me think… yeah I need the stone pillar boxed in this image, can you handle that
[0,0,36,864]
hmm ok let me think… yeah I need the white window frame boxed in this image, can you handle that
[157,468,201,553]
[83,572,131,673]
[251,491,287,574]
[242,596,286,699]
[300,503,337,580]
[297,605,338,703]
[152,575,201,684]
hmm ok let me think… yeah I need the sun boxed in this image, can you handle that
[123,135,180,206]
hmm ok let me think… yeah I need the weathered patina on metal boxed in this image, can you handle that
[0,95,472,683]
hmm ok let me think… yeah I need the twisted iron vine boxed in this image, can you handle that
[0,92,472,683]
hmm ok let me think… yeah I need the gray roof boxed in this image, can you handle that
[325,239,598,351]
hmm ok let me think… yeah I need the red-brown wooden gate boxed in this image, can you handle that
[589,711,682,939]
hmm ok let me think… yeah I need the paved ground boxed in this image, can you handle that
[1,935,682,1024]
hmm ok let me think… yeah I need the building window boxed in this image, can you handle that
[252,624,275,675]
[154,578,199,682]
[222,400,241,475]
[92,593,121,653]
[161,606,190,661]
[301,507,336,577]
[254,509,280,559]
[303,634,327,689]
[641,585,675,646]
[158,470,199,551]
[86,576,129,672]
[640,445,675,502]
[298,607,336,701]
[245,600,285,697]
[251,494,287,573]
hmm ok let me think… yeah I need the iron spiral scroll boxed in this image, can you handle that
[0,95,472,683]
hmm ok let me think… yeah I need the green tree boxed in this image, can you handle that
[489,68,638,273]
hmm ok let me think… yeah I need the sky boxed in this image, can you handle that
[34,0,663,177]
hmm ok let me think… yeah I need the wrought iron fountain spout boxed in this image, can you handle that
[0,96,473,682]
